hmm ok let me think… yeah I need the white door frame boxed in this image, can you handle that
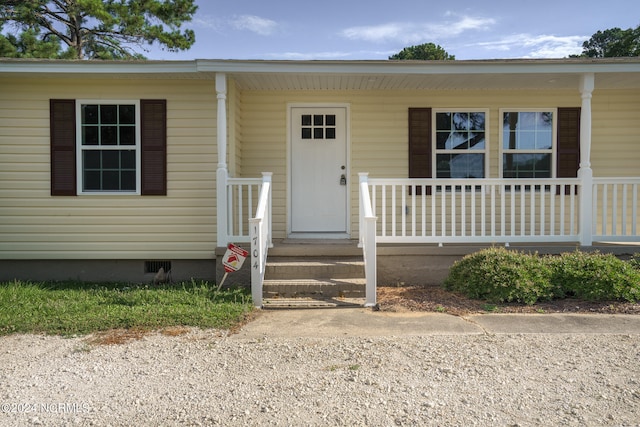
[286,103,351,238]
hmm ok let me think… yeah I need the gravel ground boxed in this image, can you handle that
[1,325,640,426]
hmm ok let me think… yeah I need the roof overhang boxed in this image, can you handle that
[1,58,640,91]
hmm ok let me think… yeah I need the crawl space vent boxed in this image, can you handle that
[145,260,171,274]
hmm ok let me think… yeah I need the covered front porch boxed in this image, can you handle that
[208,61,640,308]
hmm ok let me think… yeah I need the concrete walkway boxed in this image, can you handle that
[233,308,640,339]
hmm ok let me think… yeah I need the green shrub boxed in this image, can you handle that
[629,254,640,271]
[444,247,554,305]
[549,251,640,302]
[444,248,640,305]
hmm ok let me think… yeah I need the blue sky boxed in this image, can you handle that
[147,0,640,60]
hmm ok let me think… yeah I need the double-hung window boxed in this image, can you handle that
[408,107,578,193]
[77,101,141,194]
[501,110,556,178]
[434,110,487,178]
[51,98,166,196]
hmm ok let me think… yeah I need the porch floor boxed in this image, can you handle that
[269,238,640,257]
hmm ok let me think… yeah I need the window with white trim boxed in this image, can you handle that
[501,110,556,178]
[77,101,141,194]
[434,110,487,178]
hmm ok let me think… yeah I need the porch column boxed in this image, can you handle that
[578,73,594,246]
[216,73,229,247]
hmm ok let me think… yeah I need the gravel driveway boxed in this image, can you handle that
[1,310,639,426]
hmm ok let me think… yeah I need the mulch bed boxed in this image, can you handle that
[377,285,640,316]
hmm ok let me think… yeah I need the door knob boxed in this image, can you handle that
[340,174,347,185]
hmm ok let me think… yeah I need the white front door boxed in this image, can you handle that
[290,106,348,235]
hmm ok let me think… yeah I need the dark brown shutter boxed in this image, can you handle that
[50,99,76,196]
[557,107,581,195]
[141,99,167,195]
[408,108,432,195]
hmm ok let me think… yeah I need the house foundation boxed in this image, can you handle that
[0,260,216,284]
[0,243,638,286]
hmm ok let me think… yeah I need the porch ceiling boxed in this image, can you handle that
[230,71,640,91]
[213,58,640,91]
[2,58,640,91]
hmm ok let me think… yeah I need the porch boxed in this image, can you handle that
[209,66,640,308]
[219,172,640,308]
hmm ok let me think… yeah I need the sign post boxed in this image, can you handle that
[217,243,249,291]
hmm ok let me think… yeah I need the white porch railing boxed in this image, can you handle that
[358,174,640,302]
[223,173,273,244]
[358,174,378,307]
[218,171,272,307]
[360,176,583,245]
[248,173,272,308]
[593,178,640,242]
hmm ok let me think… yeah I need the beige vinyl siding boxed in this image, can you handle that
[238,88,636,239]
[591,89,640,177]
[0,77,218,260]
[239,92,290,237]
[4,77,636,257]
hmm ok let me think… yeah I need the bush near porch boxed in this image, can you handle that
[444,248,640,305]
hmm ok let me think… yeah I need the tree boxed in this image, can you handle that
[389,43,455,60]
[574,26,640,58]
[0,0,197,59]
[0,24,69,58]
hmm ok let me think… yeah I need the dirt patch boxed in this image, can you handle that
[86,328,150,345]
[377,285,640,316]
[159,326,192,337]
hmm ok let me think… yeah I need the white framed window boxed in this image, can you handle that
[76,100,141,195]
[500,109,557,178]
[433,109,488,178]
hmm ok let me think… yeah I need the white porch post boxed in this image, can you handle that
[358,173,368,248]
[216,73,229,248]
[578,73,594,246]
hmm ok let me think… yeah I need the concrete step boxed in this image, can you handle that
[268,239,361,257]
[265,257,364,280]
[262,297,365,309]
[263,278,366,298]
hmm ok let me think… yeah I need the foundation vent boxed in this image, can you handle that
[145,260,172,274]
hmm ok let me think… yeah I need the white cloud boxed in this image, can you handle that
[192,15,224,31]
[231,15,279,36]
[340,15,495,44]
[341,23,406,42]
[430,16,496,38]
[475,34,586,58]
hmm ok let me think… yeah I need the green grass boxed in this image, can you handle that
[0,279,254,336]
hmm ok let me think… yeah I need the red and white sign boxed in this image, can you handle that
[222,243,249,273]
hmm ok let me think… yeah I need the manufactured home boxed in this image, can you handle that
[1,58,639,306]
